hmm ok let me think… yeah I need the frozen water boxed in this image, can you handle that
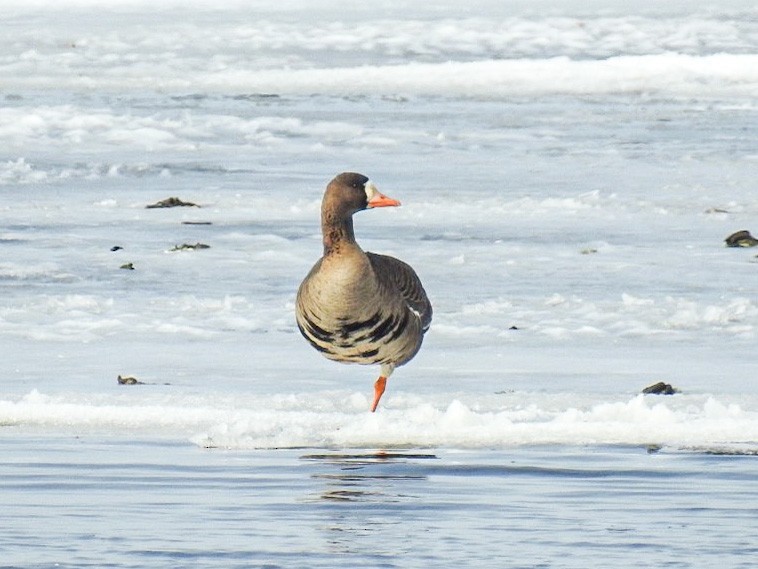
[1,0,757,567]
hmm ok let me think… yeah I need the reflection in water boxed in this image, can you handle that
[302,452,439,461]
[301,450,437,503]
[301,451,438,558]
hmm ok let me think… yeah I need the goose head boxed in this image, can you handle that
[323,172,400,216]
[321,172,400,252]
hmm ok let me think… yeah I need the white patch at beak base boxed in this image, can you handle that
[364,180,378,202]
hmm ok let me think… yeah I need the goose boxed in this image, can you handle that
[296,172,432,412]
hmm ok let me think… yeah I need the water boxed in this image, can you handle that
[1,0,757,566]
[3,439,757,568]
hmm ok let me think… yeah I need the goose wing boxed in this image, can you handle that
[367,252,432,332]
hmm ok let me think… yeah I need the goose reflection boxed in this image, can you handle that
[302,450,437,503]
[301,450,438,557]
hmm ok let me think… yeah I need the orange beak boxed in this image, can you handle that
[367,192,401,208]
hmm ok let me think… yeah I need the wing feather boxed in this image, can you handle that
[366,252,432,332]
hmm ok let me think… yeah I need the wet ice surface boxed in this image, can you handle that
[1,0,758,567]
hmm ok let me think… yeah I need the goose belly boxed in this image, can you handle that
[296,302,421,367]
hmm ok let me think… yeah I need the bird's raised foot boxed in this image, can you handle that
[370,376,387,412]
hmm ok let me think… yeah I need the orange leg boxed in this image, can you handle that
[370,376,387,412]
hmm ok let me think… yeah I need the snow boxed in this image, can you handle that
[0,0,756,450]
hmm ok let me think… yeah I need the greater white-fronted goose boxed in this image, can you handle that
[296,172,432,412]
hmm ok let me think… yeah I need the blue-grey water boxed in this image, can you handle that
[0,437,758,568]
[3,438,758,569]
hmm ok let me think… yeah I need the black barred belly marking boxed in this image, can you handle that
[298,309,412,364]
[338,312,382,337]
[296,320,334,354]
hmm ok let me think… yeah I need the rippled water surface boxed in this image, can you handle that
[3,439,758,569]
